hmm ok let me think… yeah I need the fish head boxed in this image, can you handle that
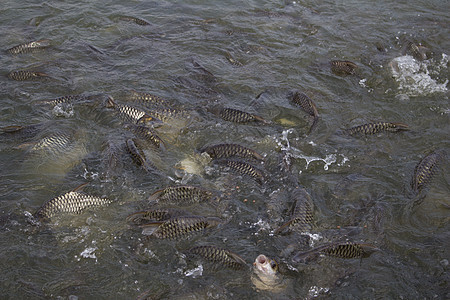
[253,254,279,277]
[137,114,163,127]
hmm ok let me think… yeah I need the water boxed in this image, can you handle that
[0,1,449,299]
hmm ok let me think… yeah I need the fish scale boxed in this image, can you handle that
[149,185,214,203]
[330,60,358,76]
[188,246,247,269]
[220,108,267,124]
[201,143,263,161]
[275,188,313,234]
[129,91,170,107]
[38,95,87,106]
[347,122,409,135]
[322,243,366,258]
[291,92,319,118]
[107,97,157,124]
[34,191,112,220]
[223,159,264,184]
[124,124,164,149]
[411,150,446,193]
[143,216,222,239]
[126,208,182,225]
[30,132,74,155]
[8,70,49,81]
[7,39,51,54]
[125,138,154,171]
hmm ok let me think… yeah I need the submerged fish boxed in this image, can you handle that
[128,90,170,107]
[251,254,285,292]
[35,94,91,106]
[8,70,49,81]
[346,122,409,135]
[126,208,183,225]
[292,243,378,263]
[201,143,264,161]
[221,159,265,184]
[148,185,214,203]
[26,131,76,155]
[411,149,446,194]
[106,96,160,125]
[119,16,151,26]
[125,138,154,172]
[124,124,165,149]
[34,184,112,220]
[225,52,243,67]
[7,39,51,54]
[330,60,358,76]
[275,187,314,234]
[188,245,247,270]
[290,92,319,134]
[101,140,123,177]
[0,123,49,142]
[140,215,223,239]
[404,41,429,61]
[220,108,268,124]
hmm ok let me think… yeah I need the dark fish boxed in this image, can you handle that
[140,216,223,239]
[221,159,265,184]
[34,183,112,220]
[290,92,319,134]
[128,90,170,107]
[124,124,165,149]
[201,143,264,161]
[101,140,123,177]
[106,96,161,125]
[188,245,247,270]
[125,138,154,172]
[148,185,214,203]
[330,60,358,76]
[0,122,49,142]
[220,108,268,124]
[7,39,51,54]
[119,16,151,26]
[126,208,184,225]
[275,188,313,234]
[405,42,429,61]
[411,150,446,194]
[346,122,409,135]
[292,243,378,263]
[8,70,49,81]
[225,52,243,67]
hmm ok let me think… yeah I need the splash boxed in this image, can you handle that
[389,54,448,97]
[184,265,203,278]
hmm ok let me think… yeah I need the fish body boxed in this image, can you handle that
[292,243,378,263]
[126,208,183,225]
[8,70,49,81]
[129,90,169,107]
[106,97,160,125]
[146,107,187,124]
[34,189,112,220]
[330,60,358,76]
[220,108,267,124]
[201,143,264,161]
[188,245,247,270]
[141,216,222,239]
[101,140,123,176]
[125,138,154,171]
[0,123,49,142]
[124,124,164,149]
[251,254,284,292]
[7,39,51,54]
[225,52,243,67]
[290,92,319,133]
[119,16,150,26]
[222,159,265,184]
[29,132,74,155]
[36,95,89,106]
[149,185,214,203]
[411,150,446,194]
[275,188,313,234]
[347,122,409,135]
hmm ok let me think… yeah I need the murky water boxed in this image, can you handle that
[1,1,448,299]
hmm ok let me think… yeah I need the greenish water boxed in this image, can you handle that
[0,1,448,299]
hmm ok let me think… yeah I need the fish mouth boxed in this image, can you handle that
[256,254,267,264]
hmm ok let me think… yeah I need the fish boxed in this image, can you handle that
[330,60,358,76]
[275,187,314,234]
[101,140,123,177]
[7,70,49,81]
[106,96,161,125]
[225,52,243,67]
[25,131,75,155]
[148,185,214,203]
[126,208,184,225]
[188,245,247,270]
[346,122,409,135]
[411,149,446,194]
[292,243,379,263]
[200,143,264,161]
[145,107,188,124]
[140,215,223,239]
[125,138,154,172]
[220,108,268,124]
[221,159,265,184]
[124,124,165,149]
[34,183,112,220]
[251,254,285,292]
[405,41,429,61]
[119,16,151,26]
[0,122,50,143]
[35,94,91,106]
[290,92,319,134]
[128,90,170,107]
[6,39,51,54]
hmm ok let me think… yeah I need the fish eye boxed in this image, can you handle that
[270,260,278,270]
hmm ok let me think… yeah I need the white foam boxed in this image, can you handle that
[80,247,97,260]
[184,265,203,278]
